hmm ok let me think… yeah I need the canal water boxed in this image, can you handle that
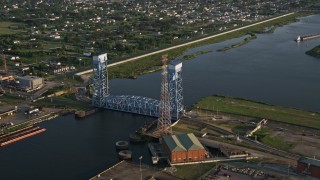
[0,15,320,179]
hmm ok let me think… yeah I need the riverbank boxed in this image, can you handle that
[107,12,311,79]
[1,109,67,135]
[217,33,257,52]
[193,95,320,129]
[306,44,320,58]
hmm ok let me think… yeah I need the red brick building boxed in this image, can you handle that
[162,133,206,164]
[297,156,320,178]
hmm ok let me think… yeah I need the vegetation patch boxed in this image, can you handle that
[43,85,70,96]
[217,33,257,52]
[254,129,295,151]
[0,94,24,107]
[2,123,32,135]
[32,97,91,110]
[0,22,23,35]
[306,44,320,58]
[232,124,256,136]
[194,95,320,129]
[174,162,216,180]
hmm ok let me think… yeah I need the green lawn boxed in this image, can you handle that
[194,95,320,129]
[0,94,24,107]
[174,162,216,180]
[254,129,295,151]
[0,21,23,34]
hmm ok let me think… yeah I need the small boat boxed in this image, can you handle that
[152,156,159,164]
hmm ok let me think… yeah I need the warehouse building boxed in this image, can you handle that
[19,76,43,91]
[297,156,320,178]
[162,133,206,164]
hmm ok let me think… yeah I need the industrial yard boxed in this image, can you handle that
[0,1,319,178]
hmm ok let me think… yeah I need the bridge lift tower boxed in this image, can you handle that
[168,61,184,120]
[156,55,172,136]
[92,53,108,107]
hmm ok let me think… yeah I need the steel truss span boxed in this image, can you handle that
[92,53,184,120]
[105,95,160,117]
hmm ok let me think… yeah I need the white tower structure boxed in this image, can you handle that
[168,61,184,120]
[92,53,108,107]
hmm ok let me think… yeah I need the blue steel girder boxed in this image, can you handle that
[105,95,160,117]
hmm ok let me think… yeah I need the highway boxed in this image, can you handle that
[76,12,295,76]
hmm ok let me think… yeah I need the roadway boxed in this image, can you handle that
[76,12,295,76]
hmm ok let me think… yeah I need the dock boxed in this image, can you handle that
[148,143,168,164]
[90,160,181,180]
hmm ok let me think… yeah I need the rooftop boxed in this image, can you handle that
[298,157,320,167]
[163,133,205,152]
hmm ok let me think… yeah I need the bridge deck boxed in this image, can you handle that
[105,95,160,117]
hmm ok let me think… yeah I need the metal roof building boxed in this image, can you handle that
[162,133,206,164]
[297,156,320,178]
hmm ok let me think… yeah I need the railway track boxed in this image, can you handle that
[182,118,300,160]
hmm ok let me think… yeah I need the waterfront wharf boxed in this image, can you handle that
[90,160,181,180]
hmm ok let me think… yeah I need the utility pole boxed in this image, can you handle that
[139,156,143,180]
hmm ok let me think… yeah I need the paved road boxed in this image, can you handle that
[76,12,295,76]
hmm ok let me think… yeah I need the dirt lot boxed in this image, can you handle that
[266,122,320,158]
[186,109,320,159]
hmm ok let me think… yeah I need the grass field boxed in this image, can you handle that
[0,22,23,35]
[0,94,24,107]
[254,128,295,151]
[194,95,320,129]
[174,162,216,180]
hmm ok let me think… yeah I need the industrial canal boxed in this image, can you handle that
[0,14,320,179]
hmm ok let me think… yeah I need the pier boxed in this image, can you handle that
[90,161,181,180]
[148,142,169,164]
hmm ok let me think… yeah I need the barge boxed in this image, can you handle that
[0,126,46,147]
[295,34,320,42]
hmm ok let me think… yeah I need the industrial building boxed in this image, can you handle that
[162,133,206,164]
[18,76,43,91]
[297,156,320,178]
[0,108,16,120]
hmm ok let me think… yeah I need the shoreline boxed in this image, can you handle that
[192,95,320,129]
[77,12,312,79]
[217,33,257,52]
